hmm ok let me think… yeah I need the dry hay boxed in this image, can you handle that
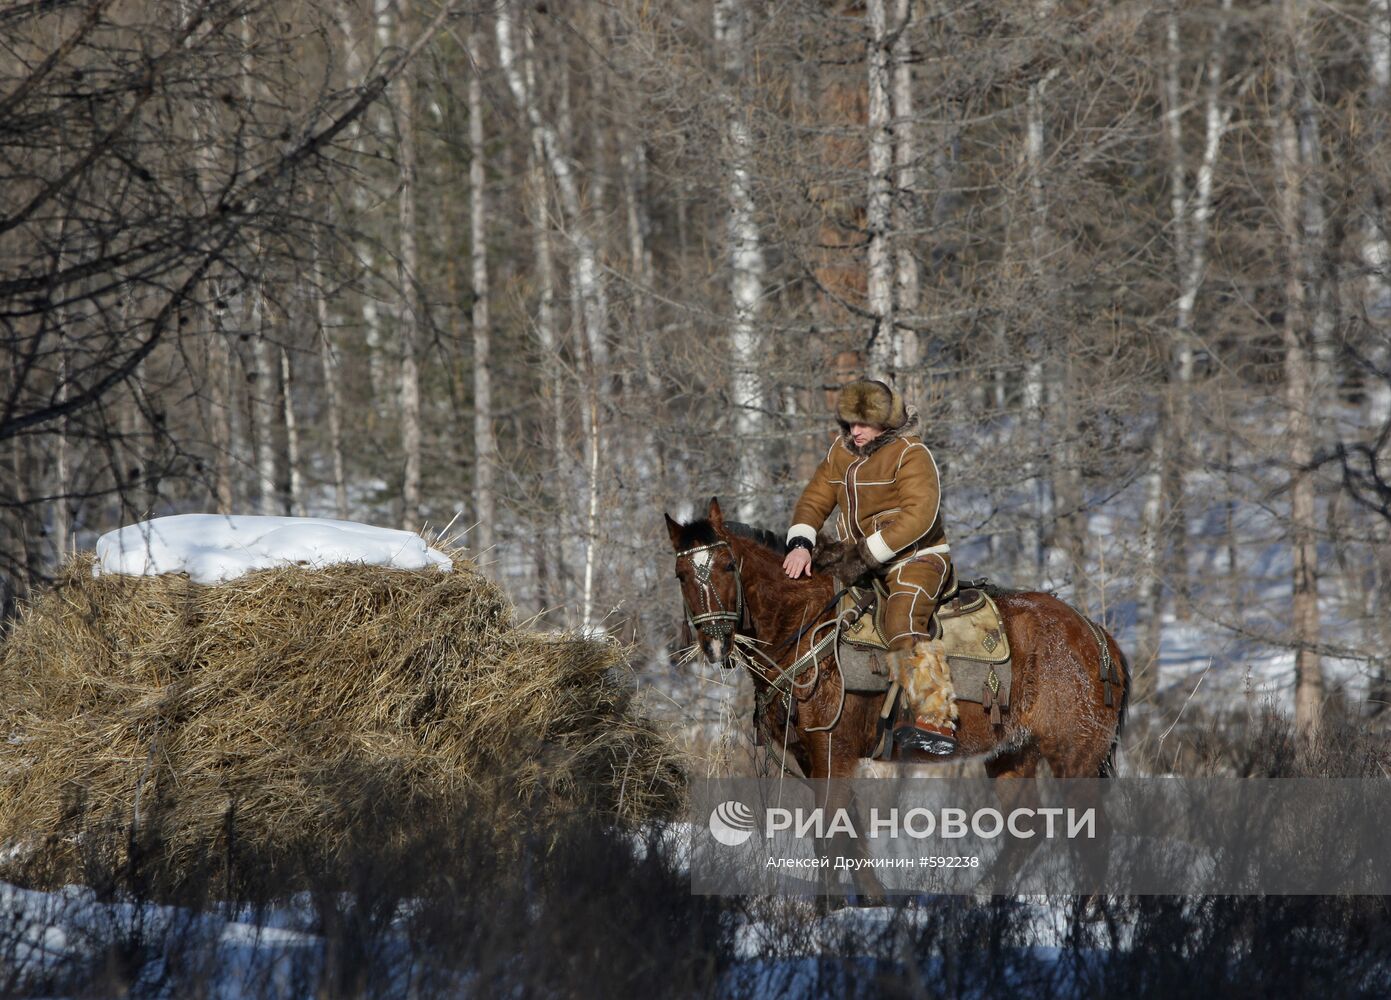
[0,552,684,887]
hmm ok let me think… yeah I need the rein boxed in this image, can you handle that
[772,582,853,657]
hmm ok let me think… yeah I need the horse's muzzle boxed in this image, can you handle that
[702,634,733,667]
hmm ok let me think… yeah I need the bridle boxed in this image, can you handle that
[673,535,861,761]
[672,540,749,644]
[671,537,827,695]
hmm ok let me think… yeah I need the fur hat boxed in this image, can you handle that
[835,379,907,431]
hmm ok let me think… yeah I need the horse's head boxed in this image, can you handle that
[664,496,750,668]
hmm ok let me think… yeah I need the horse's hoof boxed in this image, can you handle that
[893,725,957,756]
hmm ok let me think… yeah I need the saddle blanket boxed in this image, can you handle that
[834,586,1013,718]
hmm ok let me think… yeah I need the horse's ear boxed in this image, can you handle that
[708,496,725,532]
[664,512,683,549]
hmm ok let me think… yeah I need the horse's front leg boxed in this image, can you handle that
[804,733,886,908]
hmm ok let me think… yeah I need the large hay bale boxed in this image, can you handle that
[0,552,684,886]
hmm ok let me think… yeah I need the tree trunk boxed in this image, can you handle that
[1363,0,1391,332]
[239,15,279,518]
[523,22,565,614]
[1365,0,1391,715]
[280,347,304,517]
[715,0,768,523]
[891,0,921,398]
[1052,359,1086,588]
[865,0,895,379]
[1022,62,1060,577]
[315,250,349,520]
[51,244,70,563]
[250,301,278,517]
[208,301,236,514]
[1135,1,1233,699]
[9,440,38,588]
[619,134,657,401]
[359,0,394,422]
[496,7,607,372]
[1158,0,1231,623]
[470,29,496,557]
[497,1,608,623]
[50,353,68,563]
[617,121,668,513]
[396,0,422,531]
[523,22,564,474]
[1134,414,1166,707]
[1278,0,1324,735]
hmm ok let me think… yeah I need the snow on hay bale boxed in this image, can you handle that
[0,517,683,885]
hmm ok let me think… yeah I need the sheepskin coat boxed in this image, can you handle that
[786,412,949,566]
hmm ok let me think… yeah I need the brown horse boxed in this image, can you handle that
[665,498,1129,784]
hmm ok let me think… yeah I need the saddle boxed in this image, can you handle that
[832,575,1013,724]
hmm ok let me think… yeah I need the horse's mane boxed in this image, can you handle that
[726,521,783,553]
[674,517,783,556]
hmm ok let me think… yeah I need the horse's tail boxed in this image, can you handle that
[1099,641,1130,778]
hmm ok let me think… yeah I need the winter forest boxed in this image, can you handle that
[4,0,1391,746]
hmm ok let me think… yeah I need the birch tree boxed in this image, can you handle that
[891,0,921,396]
[469,27,495,557]
[1021,5,1060,576]
[280,347,304,516]
[496,1,609,624]
[240,14,279,517]
[523,20,565,611]
[315,244,349,519]
[1136,0,1233,702]
[396,0,423,531]
[715,0,768,522]
[865,0,896,380]
[338,0,392,422]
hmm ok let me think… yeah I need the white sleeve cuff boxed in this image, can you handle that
[865,531,897,564]
[787,523,818,546]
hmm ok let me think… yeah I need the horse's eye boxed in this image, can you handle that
[725,563,736,572]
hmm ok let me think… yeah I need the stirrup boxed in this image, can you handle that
[893,718,957,757]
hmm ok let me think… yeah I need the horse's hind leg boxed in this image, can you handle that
[980,747,1042,894]
[1039,738,1114,909]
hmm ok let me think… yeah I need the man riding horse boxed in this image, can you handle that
[781,378,958,756]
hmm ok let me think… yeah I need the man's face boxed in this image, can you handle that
[849,422,885,448]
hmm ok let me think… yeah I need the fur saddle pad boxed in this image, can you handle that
[832,581,1013,711]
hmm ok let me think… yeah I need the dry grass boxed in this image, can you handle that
[0,552,684,887]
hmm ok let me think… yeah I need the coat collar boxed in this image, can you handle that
[841,408,920,458]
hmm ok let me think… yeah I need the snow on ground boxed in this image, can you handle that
[93,514,452,585]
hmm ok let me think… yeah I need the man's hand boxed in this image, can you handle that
[783,548,813,578]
